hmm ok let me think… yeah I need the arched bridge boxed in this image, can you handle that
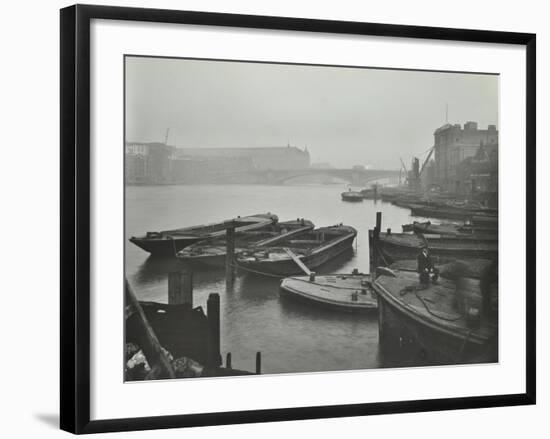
[209,168,401,185]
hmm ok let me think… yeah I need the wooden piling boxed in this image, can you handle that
[368,230,374,274]
[372,212,382,272]
[255,352,262,374]
[207,293,222,367]
[376,211,382,232]
[168,270,193,306]
[225,223,236,290]
[226,352,232,369]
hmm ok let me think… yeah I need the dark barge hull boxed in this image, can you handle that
[471,215,499,227]
[411,205,497,223]
[239,232,356,276]
[409,221,497,237]
[129,235,203,257]
[376,234,498,262]
[375,283,497,365]
[129,213,278,257]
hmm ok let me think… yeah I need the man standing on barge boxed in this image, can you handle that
[417,246,439,285]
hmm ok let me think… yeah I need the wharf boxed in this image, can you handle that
[125,274,260,380]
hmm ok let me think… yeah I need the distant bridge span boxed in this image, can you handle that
[210,168,401,185]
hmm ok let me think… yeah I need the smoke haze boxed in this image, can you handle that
[125,56,498,169]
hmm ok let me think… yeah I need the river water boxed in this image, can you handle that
[125,184,416,374]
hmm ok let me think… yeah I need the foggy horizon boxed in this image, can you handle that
[125,56,499,169]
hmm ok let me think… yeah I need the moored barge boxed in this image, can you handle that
[237,225,357,276]
[373,230,498,262]
[129,213,278,257]
[402,220,497,237]
[177,219,314,267]
[373,268,498,365]
[410,204,498,223]
[280,273,377,312]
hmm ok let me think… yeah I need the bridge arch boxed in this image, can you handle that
[209,168,401,185]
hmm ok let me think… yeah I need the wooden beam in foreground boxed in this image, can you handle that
[283,247,312,276]
[125,279,176,380]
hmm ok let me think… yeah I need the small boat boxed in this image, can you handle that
[129,213,278,257]
[373,231,498,262]
[373,267,498,365]
[280,273,377,312]
[237,225,357,276]
[341,190,364,202]
[177,219,314,267]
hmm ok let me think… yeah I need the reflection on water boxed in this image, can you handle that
[134,256,183,286]
[126,184,414,374]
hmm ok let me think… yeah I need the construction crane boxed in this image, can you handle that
[164,128,171,145]
[419,146,435,177]
[399,157,409,184]
[399,157,409,186]
[399,157,408,174]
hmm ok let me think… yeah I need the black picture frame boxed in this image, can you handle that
[60,4,536,434]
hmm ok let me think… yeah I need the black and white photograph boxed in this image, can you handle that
[0,0,542,436]
[124,56,500,380]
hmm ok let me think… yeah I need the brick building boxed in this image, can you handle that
[433,121,498,193]
[455,143,499,206]
[125,142,173,183]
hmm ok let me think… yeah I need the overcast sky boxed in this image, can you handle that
[125,56,498,169]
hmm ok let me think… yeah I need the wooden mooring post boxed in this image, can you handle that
[226,352,232,369]
[371,212,382,274]
[225,222,236,290]
[168,270,193,306]
[207,293,222,367]
[368,230,374,274]
[255,351,262,374]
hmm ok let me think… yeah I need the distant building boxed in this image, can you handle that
[433,121,498,193]
[125,152,146,183]
[173,145,310,170]
[456,143,499,206]
[125,143,311,184]
[170,156,254,183]
[311,162,333,169]
[125,142,173,183]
